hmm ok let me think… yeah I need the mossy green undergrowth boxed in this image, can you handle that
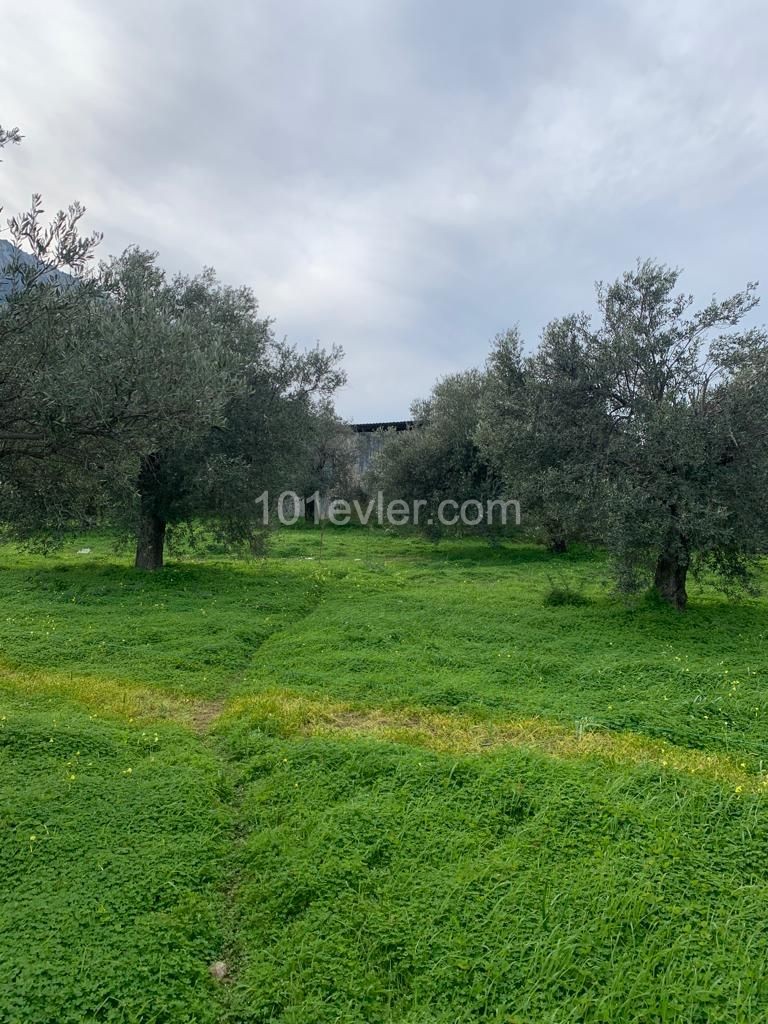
[217,729,768,1024]
[1,527,767,761]
[0,662,205,725]
[2,528,768,1021]
[0,688,227,1023]
[3,664,762,793]
[223,690,767,793]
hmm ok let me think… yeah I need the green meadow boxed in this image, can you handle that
[2,527,767,1023]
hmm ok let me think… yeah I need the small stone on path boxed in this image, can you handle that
[209,960,228,981]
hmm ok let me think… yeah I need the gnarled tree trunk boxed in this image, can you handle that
[135,510,166,570]
[654,540,689,611]
[135,453,166,570]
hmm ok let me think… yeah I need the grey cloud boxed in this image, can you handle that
[2,0,766,419]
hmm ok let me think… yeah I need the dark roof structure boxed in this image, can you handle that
[351,420,414,433]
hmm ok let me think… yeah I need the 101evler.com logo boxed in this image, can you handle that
[254,491,521,528]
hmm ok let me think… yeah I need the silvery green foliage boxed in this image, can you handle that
[0,123,106,539]
[478,321,608,552]
[0,246,223,541]
[374,369,500,534]
[295,401,356,505]
[591,259,767,607]
[0,124,21,154]
[91,250,345,566]
[0,190,102,463]
[0,121,341,557]
[169,338,346,555]
[481,260,767,606]
[0,235,345,558]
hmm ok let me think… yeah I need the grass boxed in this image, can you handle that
[0,690,226,1023]
[1,525,768,1021]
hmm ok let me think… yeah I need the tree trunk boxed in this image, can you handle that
[654,548,688,610]
[135,510,166,570]
[135,453,166,570]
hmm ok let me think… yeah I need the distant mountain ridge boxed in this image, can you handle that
[0,238,73,299]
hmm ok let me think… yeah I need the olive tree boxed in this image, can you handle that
[592,259,768,609]
[1,126,347,560]
[478,261,767,607]
[374,369,500,532]
[0,122,106,538]
[294,401,356,518]
[94,249,344,568]
[478,320,608,553]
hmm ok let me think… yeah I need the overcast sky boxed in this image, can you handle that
[2,0,766,420]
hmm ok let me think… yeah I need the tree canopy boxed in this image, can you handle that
[376,260,767,608]
[0,127,345,564]
[4,122,767,608]
[590,260,767,607]
[374,369,500,534]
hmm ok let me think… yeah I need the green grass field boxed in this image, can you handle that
[2,527,768,1022]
